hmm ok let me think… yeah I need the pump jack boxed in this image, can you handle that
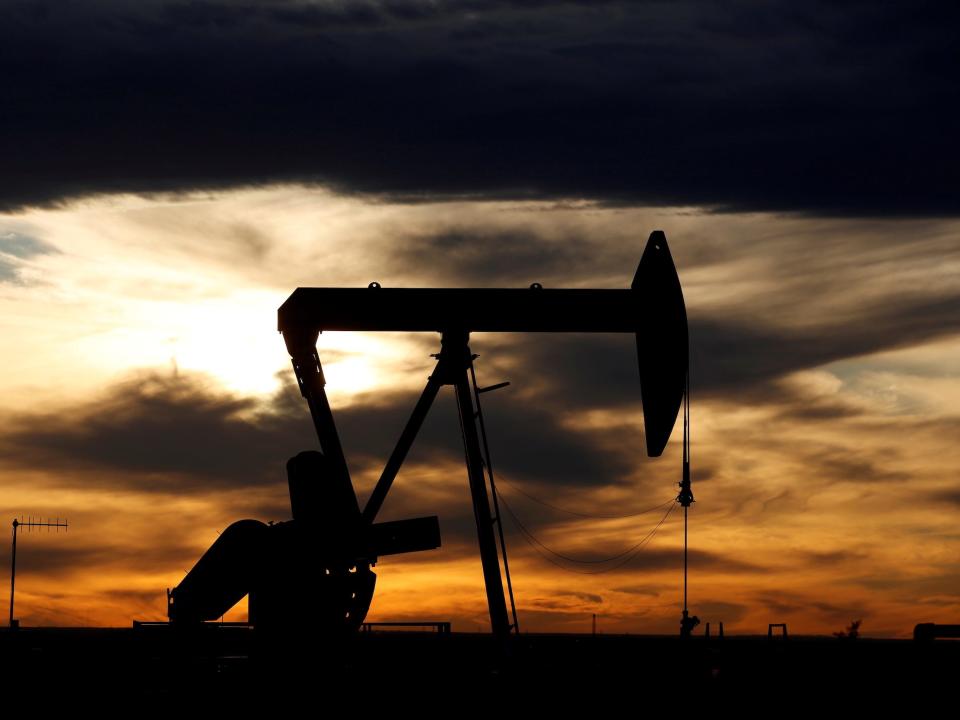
[168,231,687,644]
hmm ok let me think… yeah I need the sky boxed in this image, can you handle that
[1,1,958,637]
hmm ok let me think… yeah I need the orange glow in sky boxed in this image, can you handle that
[2,188,959,637]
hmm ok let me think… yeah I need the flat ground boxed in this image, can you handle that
[1,627,956,711]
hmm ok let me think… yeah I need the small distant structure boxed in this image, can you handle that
[705,621,725,639]
[8,516,69,628]
[914,623,960,642]
[768,623,788,640]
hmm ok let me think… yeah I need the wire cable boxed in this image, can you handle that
[496,477,676,519]
[498,490,676,574]
[498,491,673,564]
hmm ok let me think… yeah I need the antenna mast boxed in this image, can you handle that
[9,516,69,628]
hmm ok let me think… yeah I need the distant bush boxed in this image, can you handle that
[834,619,862,640]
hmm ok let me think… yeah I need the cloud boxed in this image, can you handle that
[453,291,960,418]
[612,584,664,597]
[801,445,910,485]
[848,567,960,602]
[387,226,606,285]
[2,1,958,214]
[553,590,603,604]
[933,489,960,507]
[0,230,58,283]
[0,257,18,283]
[353,218,960,412]
[694,600,748,623]
[753,590,871,625]
[1,540,203,579]
[0,372,309,491]
[797,550,869,566]
[691,297,960,398]
[0,231,57,258]
[501,527,768,574]
[0,366,639,498]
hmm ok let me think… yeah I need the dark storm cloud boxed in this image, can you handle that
[458,287,960,414]
[388,226,607,285]
[2,1,958,214]
[0,373,313,490]
[468,396,635,486]
[691,320,826,396]
[475,284,960,413]
[334,385,636,490]
[0,368,634,496]
[0,364,652,571]
[691,291,960,398]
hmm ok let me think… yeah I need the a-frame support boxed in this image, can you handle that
[288,329,511,641]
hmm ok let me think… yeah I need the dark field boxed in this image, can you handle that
[1,626,956,711]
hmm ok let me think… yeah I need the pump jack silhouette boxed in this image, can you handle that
[168,231,688,644]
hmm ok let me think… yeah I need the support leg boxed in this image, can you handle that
[450,344,511,641]
[362,368,443,524]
